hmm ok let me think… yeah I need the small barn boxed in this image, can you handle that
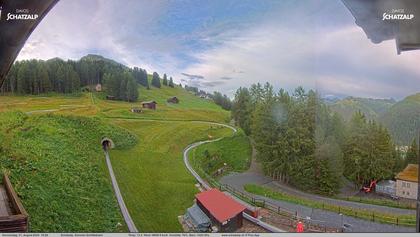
[195,188,246,232]
[167,96,179,104]
[130,107,142,113]
[142,101,157,110]
[106,95,116,100]
[95,84,102,92]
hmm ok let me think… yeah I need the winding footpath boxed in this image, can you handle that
[182,122,286,233]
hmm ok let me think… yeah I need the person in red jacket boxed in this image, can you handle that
[296,220,304,232]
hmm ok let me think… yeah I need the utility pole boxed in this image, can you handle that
[417,130,420,233]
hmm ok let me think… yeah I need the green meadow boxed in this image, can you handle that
[0,112,136,232]
[108,120,233,231]
[188,130,252,176]
[0,83,241,232]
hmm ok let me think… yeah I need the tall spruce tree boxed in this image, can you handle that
[232,87,252,135]
[151,72,161,88]
[162,74,168,86]
[169,77,174,88]
[126,72,139,102]
[406,138,419,164]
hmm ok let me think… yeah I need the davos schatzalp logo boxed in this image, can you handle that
[382,9,414,21]
[6,9,38,21]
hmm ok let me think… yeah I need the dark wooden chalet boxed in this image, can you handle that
[141,101,157,110]
[106,95,116,100]
[167,97,179,104]
[0,174,29,232]
[195,188,246,232]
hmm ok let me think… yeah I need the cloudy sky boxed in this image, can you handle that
[17,0,420,99]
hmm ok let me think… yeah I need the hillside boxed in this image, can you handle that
[0,112,136,232]
[96,84,230,122]
[380,93,420,145]
[329,97,395,121]
[0,67,233,232]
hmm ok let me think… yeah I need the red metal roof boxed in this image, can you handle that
[195,188,246,223]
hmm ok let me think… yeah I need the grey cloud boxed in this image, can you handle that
[200,81,226,87]
[181,73,204,80]
[220,76,233,80]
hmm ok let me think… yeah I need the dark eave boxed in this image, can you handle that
[0,0,59,87]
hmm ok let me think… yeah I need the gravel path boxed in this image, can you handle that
[220,173,415,232]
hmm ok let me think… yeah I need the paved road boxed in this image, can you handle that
[105,151,138,232]
[220,172,415,232]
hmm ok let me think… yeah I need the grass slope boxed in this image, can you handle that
[380,93,420,145]
[0,112,136,232]
[96,85,230,123]
[0,93,98,116]
[0,83,233,231]
[330,97,395,121]
[188,130,251,176]
[108,120,233,231]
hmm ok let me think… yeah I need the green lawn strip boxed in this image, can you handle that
[188,130,251,176]
[108,120,233,232]
[337,196,415,210]
[244,184,416,226]
[0,112,136,232]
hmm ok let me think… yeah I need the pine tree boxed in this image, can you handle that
[38,63,51,93]
[162,74,168,86]
[232,87,252,135]
[118,75,127,100]
[406,138,419,164]
[103,73,119,97]
[126,73,139,102]
[151,72,161,88]
[169,77,174,88]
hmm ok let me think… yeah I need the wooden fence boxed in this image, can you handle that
[219,183,342,233]
[0,173,29,232]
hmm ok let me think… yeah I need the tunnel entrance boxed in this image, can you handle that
[101,137,115,151]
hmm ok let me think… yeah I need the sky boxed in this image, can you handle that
[17,0,420,100]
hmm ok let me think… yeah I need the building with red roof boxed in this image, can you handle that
[195,188,246,232]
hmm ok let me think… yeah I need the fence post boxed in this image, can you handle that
[396,217,399,226]
[278,206,281,214]
[322,203,324,209]
[262,200,265,208]
[295,211,298,218]
[338,206,341,213]
[372,213,375,222]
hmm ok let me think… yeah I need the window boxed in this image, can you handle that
[402,181,411,188]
